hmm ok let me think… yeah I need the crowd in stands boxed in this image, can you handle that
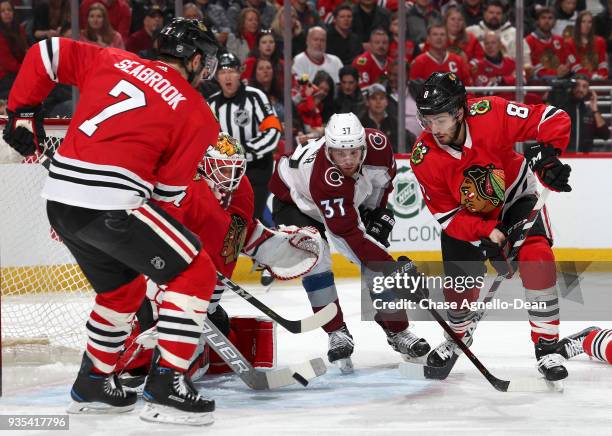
[1,0,611,152]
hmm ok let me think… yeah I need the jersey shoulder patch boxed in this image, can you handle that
[410,140,429,165]
[468,98,492,116]
[356,56,368,65]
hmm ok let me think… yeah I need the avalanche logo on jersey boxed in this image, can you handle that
[460,164,505,214]
[324,167,344,187]
[368,131,388,150]
[410,142,429,165]
[221,214,248,264]
[469,99,492,116]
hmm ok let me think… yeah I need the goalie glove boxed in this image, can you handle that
[242,221,323,280]
[3,105,47,157]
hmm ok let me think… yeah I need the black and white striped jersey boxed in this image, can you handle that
[207,84,282,161]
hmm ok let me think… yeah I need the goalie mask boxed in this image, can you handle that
[198,132,247,208]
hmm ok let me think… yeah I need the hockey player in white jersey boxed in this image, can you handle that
[269,113,430,372]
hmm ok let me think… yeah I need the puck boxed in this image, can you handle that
[292,372,309,386]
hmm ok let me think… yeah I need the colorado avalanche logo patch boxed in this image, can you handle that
[368,131,388,150]
[324,167,344,187]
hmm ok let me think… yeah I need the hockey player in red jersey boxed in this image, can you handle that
[269,113,431,373]
[2,19,225,424]
[412,72,572,381]
[117,132,323,383]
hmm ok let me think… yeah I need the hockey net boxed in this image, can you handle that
[0,118,93,363]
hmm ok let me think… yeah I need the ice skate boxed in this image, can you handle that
[328,325,354,374]
[386,327,430,363]
[67,353,136,414]
[553,326,600,360]
[140,354,215,426]
[535,339,568,383]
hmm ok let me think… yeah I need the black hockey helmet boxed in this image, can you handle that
[157,18,220,80]
[218,52,241,71]
[416,72,467,116]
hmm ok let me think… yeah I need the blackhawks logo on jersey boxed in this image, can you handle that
[411,142,429,165]
[357,56,367,65]
[221,214,248,264]
[469,99,492,116]
[460,164,505,214]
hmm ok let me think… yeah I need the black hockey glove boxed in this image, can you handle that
[3,105,47,157]
[394,256,429,301]
[363,207,395,247]
[523,143,571,192]
[480,225,518,278]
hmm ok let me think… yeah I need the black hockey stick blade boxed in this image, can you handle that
[218,272,337,333]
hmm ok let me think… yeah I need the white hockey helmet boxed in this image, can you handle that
[198,132,247,207]
[324,113,367,165]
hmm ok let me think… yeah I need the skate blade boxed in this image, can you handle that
[67,401,135,414]
[401,354,428,365]
[398,361,426,379]
[139,403,214,426]
[506,378,564,393]
[334,358,354,374]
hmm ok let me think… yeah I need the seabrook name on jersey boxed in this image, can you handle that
[114,59,186,110]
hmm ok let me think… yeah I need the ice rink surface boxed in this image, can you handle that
[2,278,611,436]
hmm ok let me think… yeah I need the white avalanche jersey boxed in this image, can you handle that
[269,128,397,264]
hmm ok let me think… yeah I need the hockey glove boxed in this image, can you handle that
[523,143,571,192]
[395,256,429,302]
[363,207,395,247]
[3,105,47,157]
[480,225,518,278]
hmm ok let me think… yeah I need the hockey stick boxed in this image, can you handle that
[217,272,338,334]
[397,189,554,392]
[422,188,552,381]
[201,319,327,390]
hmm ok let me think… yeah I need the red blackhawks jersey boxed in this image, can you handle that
[269,129,396,264]
[524,33,569,78]
[163,176,256,277]
[410,96,570,243]
[7,37,219,210]
[410,51,473,85]
[566,36,609,79]
[352,51,391,89]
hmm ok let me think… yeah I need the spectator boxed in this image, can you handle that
[525,7,571,79]
[31,0,70,43]
[386,59,421,138]
[270,6,306,58]
[126,4,163,54]
[567,10,609,79]
[208,53,282,222]
[334,65,366,116]
[553,0,578,39]
[389,11,417,65]
[227,7,260,63]
[351,0,391,45]
[459,0,484,27]
[194,0,231,45]
[444,6,484,61]
[80,2,125,49]
[312,70,335,122]
[242,29,284,88]
[352,27,391,88]
[359,83,416,153]
[181,2,202,19]
[470,31,516,99]
[410,24,472,84]
[293,26,343,83]
[0,0,27,99]
[467,0,532,65]
[318,0,344,25]
[228,0,275,34]
[293,0,321,31]
[129,0,173,35]
[80,0,131,41]
[249,57,285,120]
[407,0,441,45]
[593,0,612,69]
[554,75,610,152]
[326,3,363,65]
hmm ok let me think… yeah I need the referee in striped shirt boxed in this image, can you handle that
[207,52,282,222]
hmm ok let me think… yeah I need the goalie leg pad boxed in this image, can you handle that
[302,271,345,333]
